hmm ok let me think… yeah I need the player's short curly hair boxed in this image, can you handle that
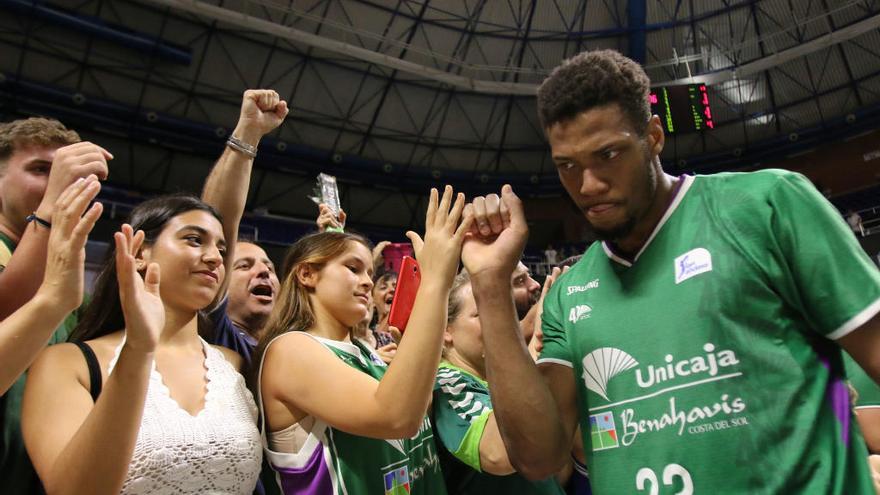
[537,49,651,134]
[0,117,80,170]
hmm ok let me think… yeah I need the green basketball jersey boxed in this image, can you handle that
[538,171,880,494]
[260,334,447,495]
[432,362,564,495]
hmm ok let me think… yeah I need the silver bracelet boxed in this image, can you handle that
[226,135,257,158]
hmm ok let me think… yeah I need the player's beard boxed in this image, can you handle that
[590,155,658,242]
[591,215,638,242]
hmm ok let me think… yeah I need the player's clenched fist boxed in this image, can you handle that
[461,185,529,279]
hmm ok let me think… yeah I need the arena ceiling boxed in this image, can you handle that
[2,0,879,242]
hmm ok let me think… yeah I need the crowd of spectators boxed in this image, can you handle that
[0,48,878,495]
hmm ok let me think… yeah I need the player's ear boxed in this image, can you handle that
[645,115,665,157]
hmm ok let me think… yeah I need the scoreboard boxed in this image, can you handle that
[649,84,714,133]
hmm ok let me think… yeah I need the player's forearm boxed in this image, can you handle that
[46,345,153,495]
[0,293,71,394]
[471,271,569,479]
[376,277,449,435]
[0,224,50,319]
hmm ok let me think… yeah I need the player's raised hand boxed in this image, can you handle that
[232,89,289,144]
[461,184,528,278]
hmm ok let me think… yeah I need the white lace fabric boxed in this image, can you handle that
[107,339,262,494]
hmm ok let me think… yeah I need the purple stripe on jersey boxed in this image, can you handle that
[820,356,851,444]
[271,444,334,495]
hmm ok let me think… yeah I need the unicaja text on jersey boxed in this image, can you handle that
[635,343,740,389]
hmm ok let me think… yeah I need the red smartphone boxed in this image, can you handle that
[387,256,420,333]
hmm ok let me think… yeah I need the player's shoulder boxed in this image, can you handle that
[546,249,600,295]
[691,170,817,225]
[697,169,808,197]
[558,246,600,278]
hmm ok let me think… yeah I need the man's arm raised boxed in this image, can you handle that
[201,89,288,290]
[462,185,578,480]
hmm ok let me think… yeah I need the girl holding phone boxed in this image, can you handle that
[256,185,471,494]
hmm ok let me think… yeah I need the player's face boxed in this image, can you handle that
[312,241,374,328]
[547,104,664,242]
[511,262,540,320]
[0,145,57,237]
[227,242,279,326]
[446,283,485,370]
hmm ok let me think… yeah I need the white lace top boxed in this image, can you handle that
[107,338,262,495]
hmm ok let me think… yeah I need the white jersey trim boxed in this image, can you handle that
[312,335,381,368]
[827,294,880,340]
[602,243,632,267]
[312,335,360,355]
[854,405,880,410]
[602,174,696,267]
[536,357,574,368]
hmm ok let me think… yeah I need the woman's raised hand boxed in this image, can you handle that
[405,185,472,288]
[115,224,164,353]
